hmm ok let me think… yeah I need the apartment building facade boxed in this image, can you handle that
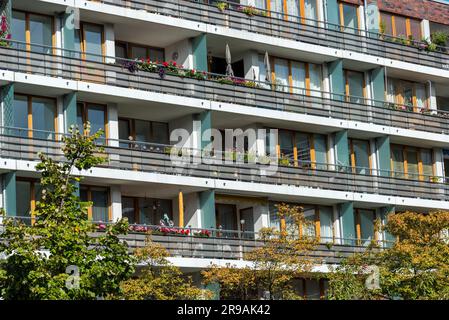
[0,0,449,299]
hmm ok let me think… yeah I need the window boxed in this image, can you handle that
[344,70,365,104]
[118,118,169,149]
[391,145,434,181]
[349,139,371,175]
[11,10,54,53]
[354,209,376,246]
[15,179,43,224]
[339,2,360,34]
[121,196,172,225]
[115,41,165,62]
[258,1,319,25]
[75,22,104,62]
[380,12,422,41]
[387,78,428,112]
[77,102,107,139]
[12,94,57,139]
[80,186,110,221]
[260,55,322,96]
[216,204,238,236]
[277,129,328,168]
[269,202,334,243]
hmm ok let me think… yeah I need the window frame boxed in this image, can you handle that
[265,0,319,24]
[115,40,165,62]
[15,177,41,225]
[118,117,169,146]
[77,101,108,138]
[344,69,366,101]
[13,93,58,139]
[349,139,372,174]
[387,78,429,112]
[390,144,434,181]
[78,21,105,62]
[12,9,56,53]
[121,195,173,225]
[338,1,360,33]
[354,208,377,245]
[379,11,422,41]
[276,129,326,169]
[80,185,111,221]
[269,56,322,96]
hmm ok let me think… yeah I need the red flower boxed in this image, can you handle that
[163,62,169,67]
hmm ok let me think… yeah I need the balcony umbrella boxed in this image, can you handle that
[264,51,271,84]
[225,43,234,77]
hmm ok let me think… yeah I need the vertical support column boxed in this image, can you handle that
[1,83,14,131]
[199,190,216,230]
[110,185,122,222]
[334,130,349,169]
[104,24,116,64]
[332,205,341,245]
[376,136,391,176]
[63,92,77,132]
[325,0,340,30]
[428,81,438,111]
[371,67,385,107]
[433,148,444,180]
[327,59,344,101]
[4,172,16,216]
[192,33,208,72]
[339,202,355,246]
[107,103,119,147]
[178,191,184,228]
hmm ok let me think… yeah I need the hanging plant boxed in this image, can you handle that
[0,15,11,47]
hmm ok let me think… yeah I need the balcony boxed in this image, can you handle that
[1,40,449,136]
[0,129,448,202]
[0,217,380,264]
[87,0,449,70]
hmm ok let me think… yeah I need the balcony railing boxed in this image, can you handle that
[89,0,449,70]
[0,217,388,263]
[0,128,448,202]
[1,39,449,135]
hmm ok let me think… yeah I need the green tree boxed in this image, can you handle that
[0,123,135,300]
[118,236,211,300]
[202,203,318,300]
[327,211,449,300]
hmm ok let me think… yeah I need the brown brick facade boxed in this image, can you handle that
[367,0,449,25]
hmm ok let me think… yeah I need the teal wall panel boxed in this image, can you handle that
[328,59,344,101]
[326,0,340,30]
[199,190,216,229]
[335,130,349,168]
[376,136,390,176]
[4,172,16,216]
[192,34,207,72]
[371,67,385,107]
[339,202,355,245]
[63,92,77,131]
[1,83,14,131]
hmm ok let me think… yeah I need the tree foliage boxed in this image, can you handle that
[0,124,135,300]
[327,211,449,300]
[202,203,318,300]
[118,236,211,300]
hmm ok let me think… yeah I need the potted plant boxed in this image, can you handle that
[216,1,228,13]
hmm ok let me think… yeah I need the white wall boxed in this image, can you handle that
[107,103,119,147]
[165,39,193,69]
[104,24,116,63]
[110,185,122,222]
